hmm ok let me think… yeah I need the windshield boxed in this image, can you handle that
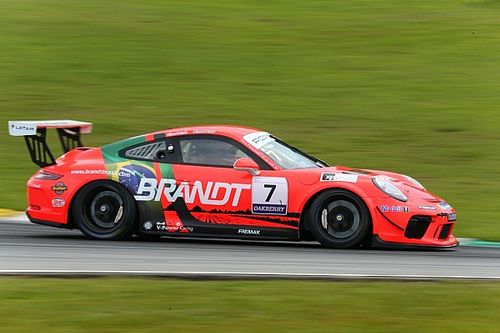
[244,132,328,170]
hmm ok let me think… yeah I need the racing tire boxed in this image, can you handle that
[72,181,137,240]
[308,189,371,249]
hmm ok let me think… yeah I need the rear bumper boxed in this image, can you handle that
[26,177,70,226]
[26,211,72,229]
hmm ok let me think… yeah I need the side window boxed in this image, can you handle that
[123,140,174,162]
[179,138,250,167]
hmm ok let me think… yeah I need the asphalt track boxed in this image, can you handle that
[1,217,500,280]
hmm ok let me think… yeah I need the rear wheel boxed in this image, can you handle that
[308,189,371,248]
[72,181,137,240]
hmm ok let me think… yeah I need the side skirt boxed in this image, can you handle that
[139,225,299,241]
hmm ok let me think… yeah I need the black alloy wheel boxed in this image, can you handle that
[72,181,137,240]
[308,189,371,248]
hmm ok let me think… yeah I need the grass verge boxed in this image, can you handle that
[0,278,499,333]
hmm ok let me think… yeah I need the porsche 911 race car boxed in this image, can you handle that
[8,120,458,248]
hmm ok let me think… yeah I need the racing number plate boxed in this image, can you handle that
[251,177,288,215]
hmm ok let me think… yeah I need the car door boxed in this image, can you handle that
[166,135,300,239]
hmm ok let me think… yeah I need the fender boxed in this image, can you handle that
[297,181,380,234]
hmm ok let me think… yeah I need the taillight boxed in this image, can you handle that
[34,171,62,180]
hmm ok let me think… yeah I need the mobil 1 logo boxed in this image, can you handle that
[251,177,288,215]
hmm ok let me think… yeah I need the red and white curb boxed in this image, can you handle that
[0,212,28,222]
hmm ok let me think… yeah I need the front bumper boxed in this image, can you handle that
[373,202,459,248]
[372,235,459,250]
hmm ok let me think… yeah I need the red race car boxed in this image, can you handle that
[9,120,458,248]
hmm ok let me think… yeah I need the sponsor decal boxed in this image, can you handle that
[448,213,457,222]
[243,132,275,149]
[135,178,251,206]
[155,221,193,232]
[143,221,153,231]
[438,202,452,210]
[166,130,188,137]
[238,228,261,235]
[418,205,436,211]
[251,177,288,215]
[193,129,216,134]
[380,205,410,213]
[51,197,65,208]
[8,122,37,136]
[252,205,287,214]
[71,169,131,177]
[51,182,67,195]
[320,173,358,183]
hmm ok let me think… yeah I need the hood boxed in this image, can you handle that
[310,165,443,203]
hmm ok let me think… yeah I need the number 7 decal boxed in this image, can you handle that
[263,184,276,202]
[252,177,288,215]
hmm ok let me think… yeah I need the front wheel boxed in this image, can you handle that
[72,181,137,240]
[308,189,371,248]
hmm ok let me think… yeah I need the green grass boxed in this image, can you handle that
[1,0,499,239]
[0,278,499,332]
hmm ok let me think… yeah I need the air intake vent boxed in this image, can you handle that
[438,224,452,240]
[404,215,432,239]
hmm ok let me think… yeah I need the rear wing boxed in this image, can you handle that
[8,120,93,168]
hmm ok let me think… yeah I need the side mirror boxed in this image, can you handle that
[233,157,260,176]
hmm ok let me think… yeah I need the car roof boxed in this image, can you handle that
[151,125,264,140]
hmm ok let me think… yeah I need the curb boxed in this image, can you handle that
[0,209,23,218]
[0,211,27,222]
[458,239,500,248]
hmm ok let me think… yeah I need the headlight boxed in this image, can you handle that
[404,175,425,190]
[372,176,408,202]
[438,202,452,210]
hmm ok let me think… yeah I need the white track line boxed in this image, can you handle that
[0,270,499,280]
